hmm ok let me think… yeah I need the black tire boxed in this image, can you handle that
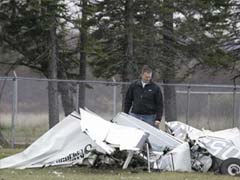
[220,158,240,176]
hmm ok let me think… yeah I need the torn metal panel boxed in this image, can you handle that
[113,113,192,172]
[153,142,192,172]
[166,121,202,141]
[80,109,149,152]
[0,112,103,169]
[167,121,240,161]
[113,113,183,151]
[197,136,240,160]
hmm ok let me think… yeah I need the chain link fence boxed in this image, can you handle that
[0,76,240,146]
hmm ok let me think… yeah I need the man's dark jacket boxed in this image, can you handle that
[124,79,163,121]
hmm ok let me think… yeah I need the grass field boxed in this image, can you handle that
[0,111,233,147]
[0,148,239,180]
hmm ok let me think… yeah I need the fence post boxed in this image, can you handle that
[112,77,117,117]
[207,92,211,129]
[233,87,236,127]
[76,83,80,113]
[11,71,18,148]
[186,85,191,125]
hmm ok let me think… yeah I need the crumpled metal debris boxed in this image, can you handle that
[1,109,239,176]
[167,121,240,176]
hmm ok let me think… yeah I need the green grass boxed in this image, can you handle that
[0,166,238,180]
[0,149,239,180]
[0,112,63,145]
[0,112,234,147]
[0,148,23,159]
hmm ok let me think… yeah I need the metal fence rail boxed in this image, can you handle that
[0,75,240,147]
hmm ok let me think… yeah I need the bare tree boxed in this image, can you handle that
[162,0,177,122]
[48,12,59,128]
[122,0,135,110]
[78,0,88,109]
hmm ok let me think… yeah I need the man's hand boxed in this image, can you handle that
[154,120,161,127]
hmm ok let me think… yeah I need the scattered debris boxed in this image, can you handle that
[0,109,240,176]
[167,121,240,175]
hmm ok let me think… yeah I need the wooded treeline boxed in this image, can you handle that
[0,0,240,140]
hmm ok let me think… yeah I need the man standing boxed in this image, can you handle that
[124,65,163,127]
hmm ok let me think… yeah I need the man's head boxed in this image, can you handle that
[141,65,152,83]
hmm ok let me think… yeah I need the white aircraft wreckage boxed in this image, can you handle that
[0,109,239,176]
[167,121,240,176]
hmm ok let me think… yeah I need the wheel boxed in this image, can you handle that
[220,158,240,176]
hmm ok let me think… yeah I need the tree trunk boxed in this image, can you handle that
[163,83,177,122]
[48,15,59,128]
[58,83,74,116]
[58,69,75,116]
[122,0,134,110]
[162,0,177,122]
[79,0,87,109]
[0,31,9,147]
[0,132,9,147]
